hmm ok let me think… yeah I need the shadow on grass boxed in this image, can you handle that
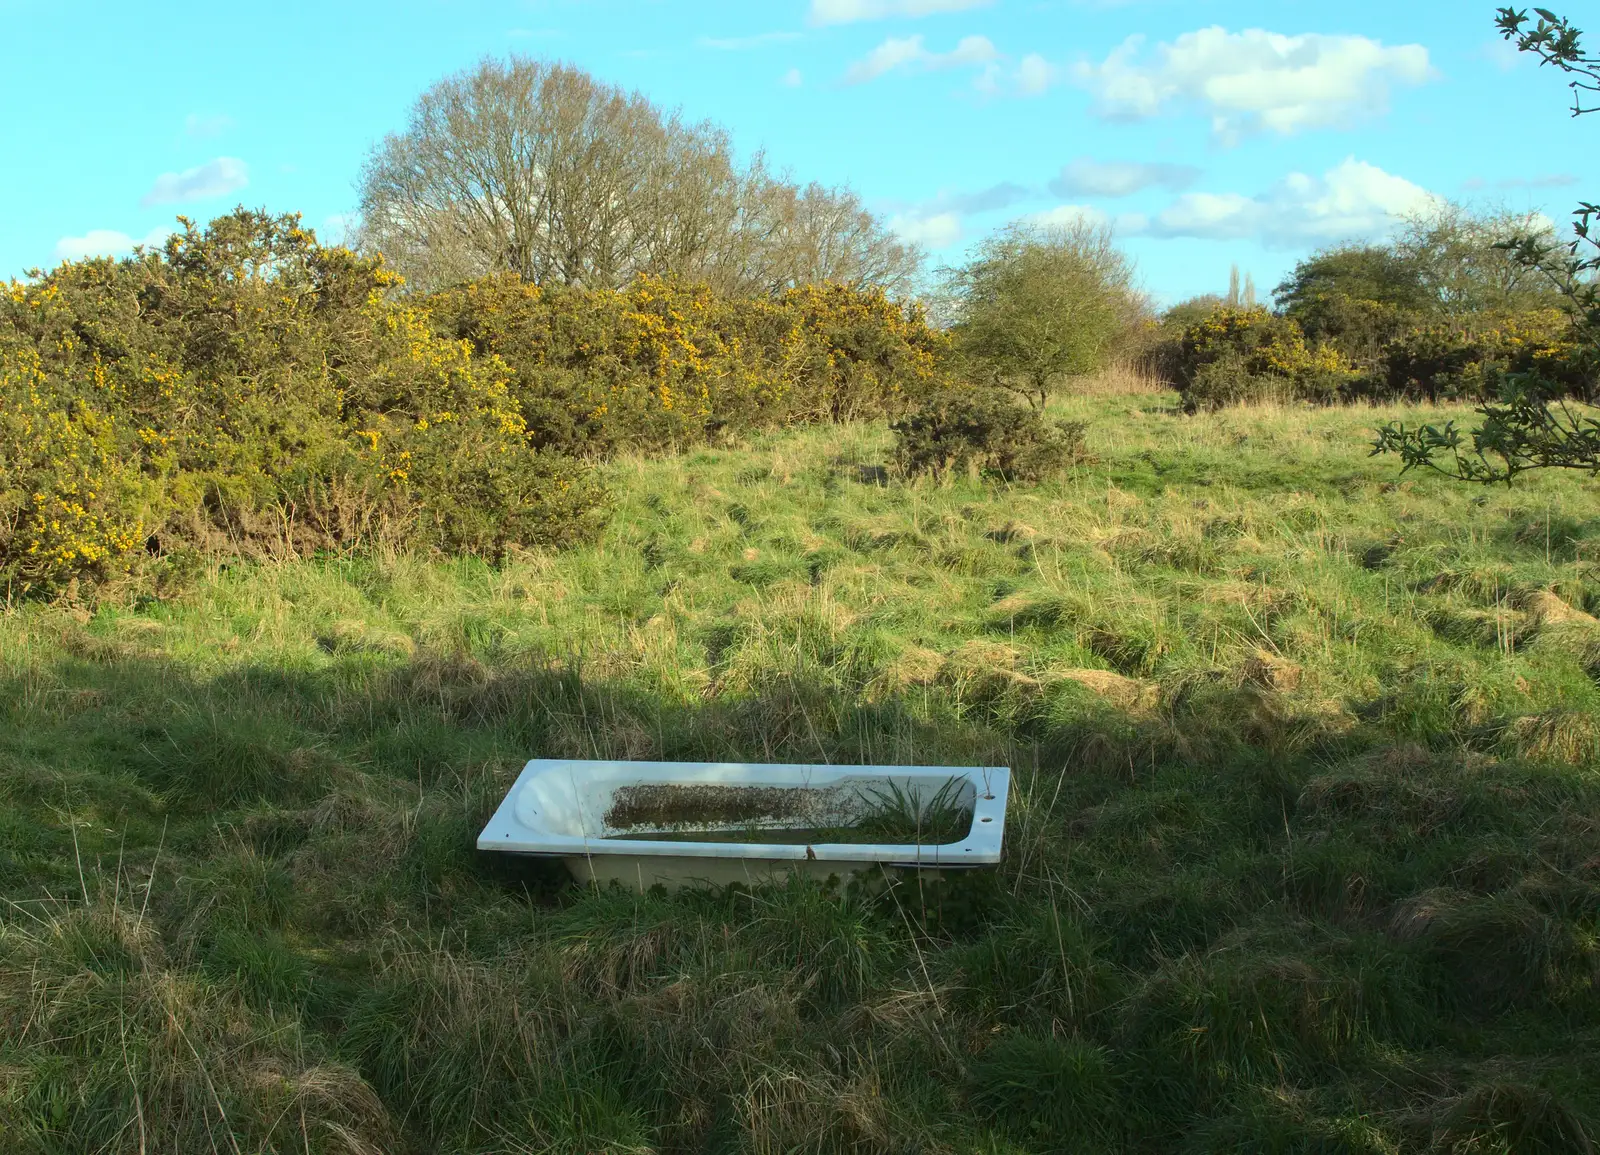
[2,637,1598,1153]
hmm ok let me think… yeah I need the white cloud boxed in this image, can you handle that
[140,157,249,208]
[844,35,1060,97]
[887,183,1033,249]
[1073,27,1433,143]
[1463,172,1578,191]
[851,34,1062,95]
[184,113,233,140]
[1026,204,1113,230]
[891,211,964,249]
[942,182,1031,215]
[843,33,997,84]
[846,35,928,83]
[1016,53,1060,95]
[54,226,173,261]
[782,67,805,87]
[1115,158,1437,248]
[698,31,803,50]
[1526,211,1560,236]
[1050,158,1202,198]
[810,0,992,25]
[945,35,999,66]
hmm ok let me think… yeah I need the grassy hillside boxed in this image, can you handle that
[3,388,1598,1153]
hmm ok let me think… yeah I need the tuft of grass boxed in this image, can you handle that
[969,1033,1121,1151]
[1428,1082,1596,1154]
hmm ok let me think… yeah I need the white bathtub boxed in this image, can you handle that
[477,758,1011,891]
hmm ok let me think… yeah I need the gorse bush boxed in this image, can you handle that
[0,211,605,599]
[0,341,154,596]
[1150,197,1595,413]
[1161,300,1588,411]
[892,387,1089,481]
[1,210,950,601]
[778,279,948,422]
[1375,324,1494,402]
[1364,310,1590,404]
[1290,290,1417,374]
[1172,306,1355,409]
[427,272,946,454]
[427,273,778,455]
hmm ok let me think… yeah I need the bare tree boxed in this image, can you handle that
[357,56,921,296]
[1395,200,1563,316]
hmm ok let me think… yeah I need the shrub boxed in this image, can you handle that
[776,280,947,422]
[1362,310,1590,403]
[1185,354,1295,408]
[427,274,948,454]
[1292,292,1418,372]
[1173,306,1356,410]
[943,220,1146,411]
[891,387,1089,481]
[1143,296,1224,387]
[0,210,607,600]
[1,208,951,601]
[427,274,779,454]
[1373,323,1487,401]
[1273,242,1434,372]
[0,344,156,597]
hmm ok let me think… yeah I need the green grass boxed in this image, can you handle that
[2,388,1598,1153]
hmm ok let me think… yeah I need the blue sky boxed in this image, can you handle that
[2,0,1594,304]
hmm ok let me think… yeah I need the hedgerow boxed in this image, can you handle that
[0,211,599,600]
[1365,309,1589,403]
[425,273,947,454]
[1,210,951,601]
[1163,303,1594,411]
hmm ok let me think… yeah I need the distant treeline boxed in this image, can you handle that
[1149,205,1597,409]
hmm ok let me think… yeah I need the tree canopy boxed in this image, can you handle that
[1274,244,1432,319]
[944,220,1144,411]
[357,56,921,298]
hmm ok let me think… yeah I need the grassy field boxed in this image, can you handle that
[2,388,1598,1153]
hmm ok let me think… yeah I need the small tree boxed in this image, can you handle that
[1274,244,1431,371]
[1225,265,1257,309]
[1275,244,1433,318]
[945,220,1142,411]
[1375,7,1600,482]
